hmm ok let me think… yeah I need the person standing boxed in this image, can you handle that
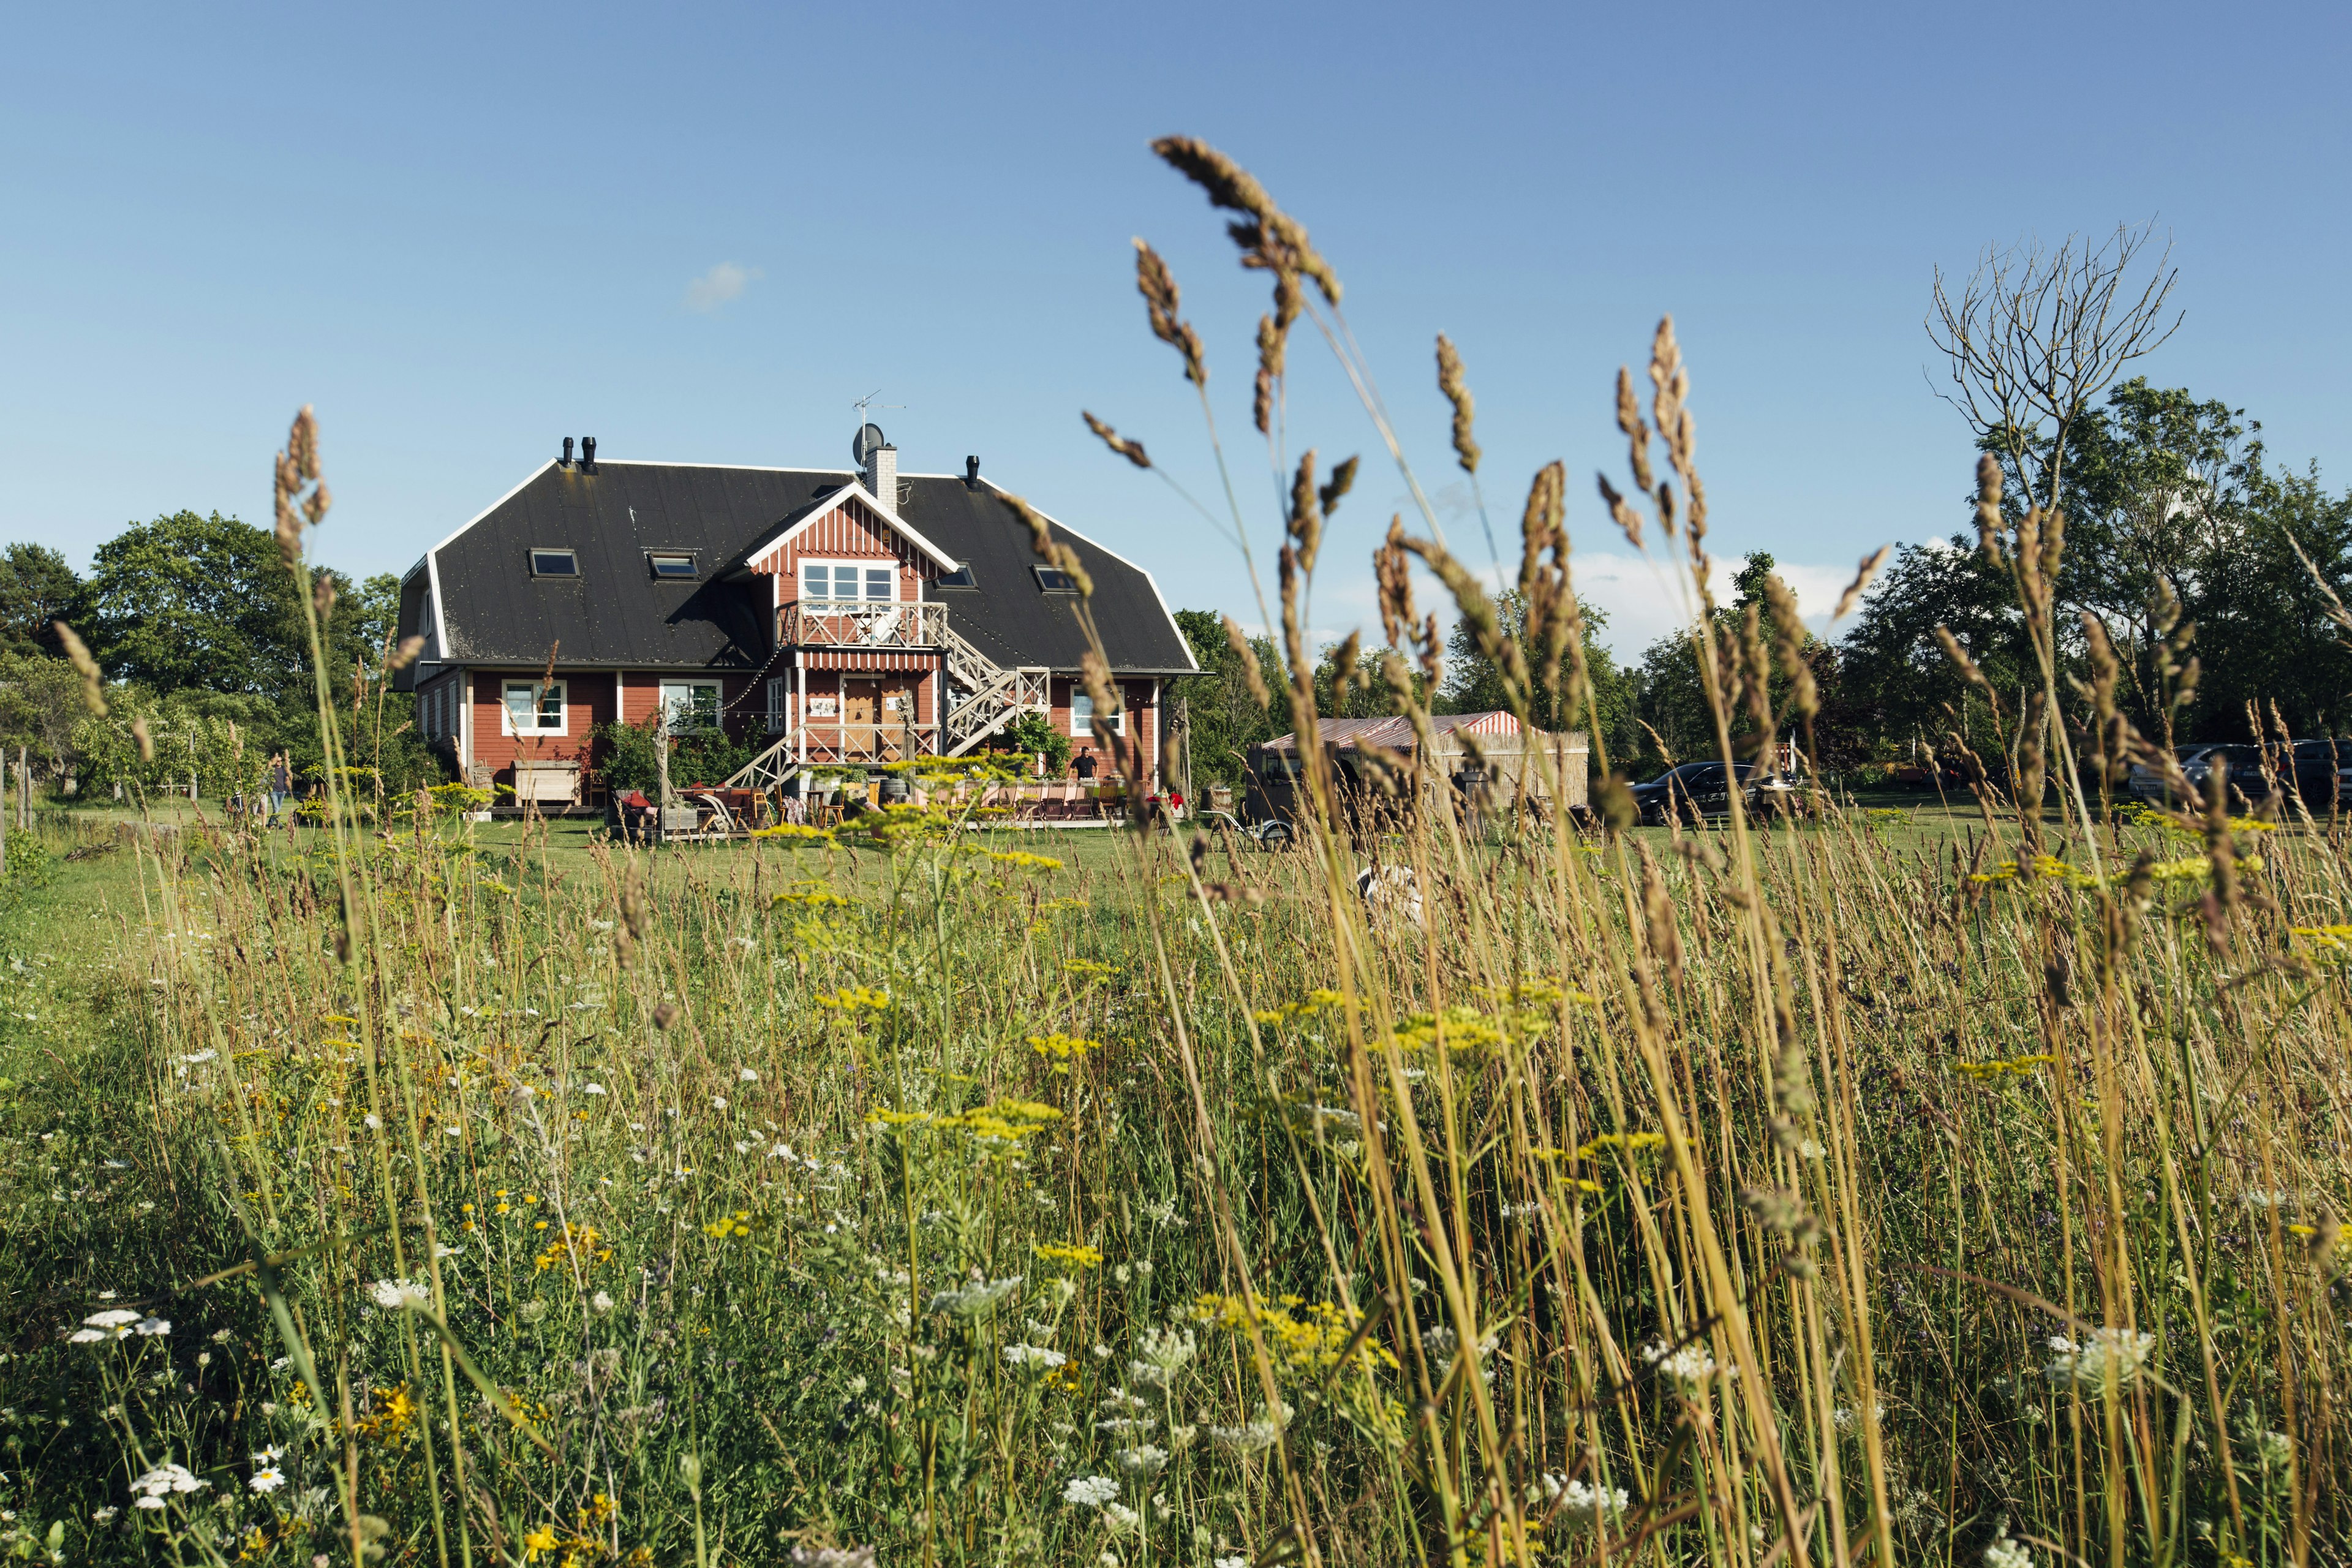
[267,753,293,824]
[1074,748,1098,783]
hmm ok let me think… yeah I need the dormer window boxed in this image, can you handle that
[530,548,578,578]
[1033,566,1076,592]
[801,561,896,602]
[649,552,698,580]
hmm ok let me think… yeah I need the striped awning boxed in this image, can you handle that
[797,649,944,673]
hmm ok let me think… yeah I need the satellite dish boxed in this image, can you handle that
[851,423,889,465]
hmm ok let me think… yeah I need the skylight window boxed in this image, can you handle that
[937,564,976,589]
[1033,566,1076,592]
[530,549,579,578]
[649,552,698,579]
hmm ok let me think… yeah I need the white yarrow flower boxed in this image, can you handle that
[1548,1476,1629,1526]
[1004,1343,1068,1370]
[739,1068,760,1082]
[1642,1337,1720,1389]
[2043,1328,2155,1389]
[1063,1475,1121,1508]
[929,1276,1022,1317]
[129,1463,208,1509]
[369,1279,429,1311]
[1126,1325,1196,1390]
[584,1083,607,1096]
[1984,1531,2033,1568]
[1114,1445,1168,1477]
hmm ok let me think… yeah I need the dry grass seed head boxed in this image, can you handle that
[1648,317,1695,480]
[1399,532,1526,710]
[53,621,107,716]
[1636,840,1684,985]
[1761,574,1817,722]
[1288,451,1324,575]
[1082,412,1152,470]
[1973,453,2006,564]
[1596,473,1645,551]
[1132,239,1207,388]
[1329,630,1362,712]
[1833,545,1893,622]
[1615,368,1654,494]
[1317,455,1359,521]
[1003,491,1094,598]
[1220,616,1272,710]
[1436,334,1480,476]
[1374,519,1417,650]
[1150,135,1341,307]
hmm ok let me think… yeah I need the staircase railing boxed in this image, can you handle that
[938,622,1048,755]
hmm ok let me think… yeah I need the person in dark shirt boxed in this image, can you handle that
[1074,748,1097,782]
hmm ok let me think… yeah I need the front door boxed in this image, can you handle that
[843,679,879,760]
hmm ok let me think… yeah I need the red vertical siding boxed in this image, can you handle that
[749,498,936,607]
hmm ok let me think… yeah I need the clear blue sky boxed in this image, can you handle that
[4,1,2346,656]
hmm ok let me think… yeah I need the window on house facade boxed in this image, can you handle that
[1069,693,1122,737]
[660,679,722,733]
[799,561,897,601]
[766,677,788,734]
[502,679,565,734]
[530,549,578,578]
[649,552,698,579]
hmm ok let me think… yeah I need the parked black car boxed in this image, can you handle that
[1627,761,1806,824]
[2125,741,2352,809]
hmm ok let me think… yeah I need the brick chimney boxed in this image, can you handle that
[865,443,898,512]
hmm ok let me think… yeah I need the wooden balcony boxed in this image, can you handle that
[779,599,946,650]
[775,720,946,766]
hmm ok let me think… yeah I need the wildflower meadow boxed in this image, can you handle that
[2,140,2348,1568]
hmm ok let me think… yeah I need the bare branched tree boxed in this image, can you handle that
[1926,221,2182,516]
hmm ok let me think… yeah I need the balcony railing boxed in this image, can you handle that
[780,599,946,650]
[767,720,945,766]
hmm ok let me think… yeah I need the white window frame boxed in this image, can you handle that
[798,557,899,603]
[500,678,567,736]
[659,679,723,734]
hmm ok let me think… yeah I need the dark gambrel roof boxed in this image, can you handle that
[404,461,1196,680]
[891,472,1194,676]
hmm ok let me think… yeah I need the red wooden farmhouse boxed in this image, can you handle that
[393,429,1196,809]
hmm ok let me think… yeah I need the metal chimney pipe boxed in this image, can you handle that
[562,437,574,469]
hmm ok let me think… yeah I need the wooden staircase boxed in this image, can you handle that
[720,615,1047,787]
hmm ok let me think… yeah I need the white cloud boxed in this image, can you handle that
[1563,553,1858,655]
[683,262,760,313]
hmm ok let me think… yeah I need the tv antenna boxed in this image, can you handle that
[851,389,904,465]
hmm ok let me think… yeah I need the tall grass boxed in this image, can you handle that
[2,143,2348,1568]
